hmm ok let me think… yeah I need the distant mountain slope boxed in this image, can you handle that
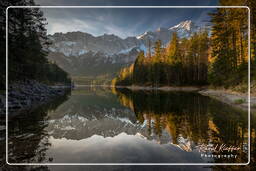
[46,20,200,79]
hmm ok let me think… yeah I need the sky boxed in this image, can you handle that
[34,0,219,38]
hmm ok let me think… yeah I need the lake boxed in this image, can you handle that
[7,86,250,165]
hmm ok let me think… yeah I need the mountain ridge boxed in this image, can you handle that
[46,20,201,79]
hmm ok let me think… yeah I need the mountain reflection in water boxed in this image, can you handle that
[7,86,249,165]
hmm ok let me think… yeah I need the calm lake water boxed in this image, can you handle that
[7,86,251,166]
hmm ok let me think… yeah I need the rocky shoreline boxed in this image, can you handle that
[199,89,256,112]
[0,80,71,118]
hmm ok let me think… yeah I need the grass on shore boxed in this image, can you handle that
[233,98,246,104]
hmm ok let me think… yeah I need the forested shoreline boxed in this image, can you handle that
[112,31,209,86]
[0,0,71,115]
[112,1,256,92]
[0,0,255,92]
[0,0,71,91]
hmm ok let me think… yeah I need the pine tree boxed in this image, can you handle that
[152,40,162,86]
[1,0,71,87]
[166,32,181,63]
[208,2,248,86]
[133,51,145,84]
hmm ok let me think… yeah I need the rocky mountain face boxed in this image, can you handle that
[47,20,199,78]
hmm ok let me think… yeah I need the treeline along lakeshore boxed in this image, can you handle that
[112,0,256,91]
[0,0,71,115]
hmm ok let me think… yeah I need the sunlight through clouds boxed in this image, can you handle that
[42,8,213,38]
[46,18,93,34]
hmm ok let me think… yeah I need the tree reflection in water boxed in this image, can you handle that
[2,87,255,170]
[7,89,71,164]
[114,88,249,164]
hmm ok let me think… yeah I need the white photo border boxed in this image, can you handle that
[5,6,251,166]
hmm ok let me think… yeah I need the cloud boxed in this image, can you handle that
[41,7,215,38]
[46,13,144,38]
[46,18,92,34]
[46,18,129,38]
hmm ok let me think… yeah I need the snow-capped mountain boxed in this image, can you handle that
[169,20,199,37]
[47,20,200,77]
[48,32,141,56]
[136,20,199,44]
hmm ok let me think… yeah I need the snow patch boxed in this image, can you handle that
[78,49,87,55]
[117,46,135,54]
[48,47,56,52]
[169,20,192,31]
[105,115,135,126]
[136,31,153,39]
[60,126,75,131]
[59,48,72,56]
[63,41,77,46]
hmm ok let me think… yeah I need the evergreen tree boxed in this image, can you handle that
[208,3,248,86]
[152,40,163,86]
[133,51,145,84]
[113,31,209,87]
[167,32,181,63]
[0,0,71,88]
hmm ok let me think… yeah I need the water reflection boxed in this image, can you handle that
[8,90,71,163]
[114,88,249,164]
[6,87,250,165]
